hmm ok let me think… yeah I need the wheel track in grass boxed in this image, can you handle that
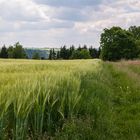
[105,61,140,140]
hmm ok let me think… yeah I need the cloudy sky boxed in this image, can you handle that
[0,0,140,48]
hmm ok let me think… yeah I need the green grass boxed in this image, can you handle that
[0,59,139,140]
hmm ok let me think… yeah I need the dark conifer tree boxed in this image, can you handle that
[57,51,60,59]
[69,45,75,59]
[83,44,87,50]
[49,49,53,60]
[0,45,8,58]
[77,45,82,51]
[60,45,68,59]
[7,46,14,58]
[52,48,56,59]
[89,46,99,58]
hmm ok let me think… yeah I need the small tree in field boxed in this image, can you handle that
[13,42,27,59]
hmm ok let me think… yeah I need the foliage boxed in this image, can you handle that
[128,26,140,40]
[50,45,99,60]
[32,52,40,59]
[59,46,70,59]
[71,49,91,59]
[49,48,57,60]
[129,26,140,56]
[0,43,100,60]
[100,26,140,61]
[0,45,8,58]
[89,46,101,58]
[7,46,14,58]
[0,42,27,59]
[13,42,27,59]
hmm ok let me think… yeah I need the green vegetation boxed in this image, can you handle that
[100,26,140,61]
[49,45,100,60]
[71,49,91,59]
[32,52,41,59]
[1,26,140,61]
[49,48,57,60]
[0,59,140,140]
[0,42,27,59]
[0,45,8,58]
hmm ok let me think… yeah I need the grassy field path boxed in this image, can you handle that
[106,61,140,140]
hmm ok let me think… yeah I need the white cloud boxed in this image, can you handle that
[75,0,140,34]
[0,0,140,48]
[0,0,48,21]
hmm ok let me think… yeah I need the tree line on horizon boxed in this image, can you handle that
[0,26,140,61]
[0,42,46,59]
[49,45,101,60]
[49,26,140,61]
[0,43,100,60]
[0,42,27,59]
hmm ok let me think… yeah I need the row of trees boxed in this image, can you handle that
[100,26,140,61]
[0,42,27,59]
[49,45,100,60]
[49,26,140,61]
[0,43,44,59]
[1,26,140,61]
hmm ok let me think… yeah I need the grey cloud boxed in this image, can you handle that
[0,20,74,32]
[49,7,90,22]
[20,20,74,31]
[0,0,140,48]
[34,0,102,7]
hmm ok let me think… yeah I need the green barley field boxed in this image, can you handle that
[0,59,140,140]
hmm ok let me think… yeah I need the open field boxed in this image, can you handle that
[0,59,140,140]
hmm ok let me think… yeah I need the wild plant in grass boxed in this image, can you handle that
[11,80,35,140]
[57,73,82,119]
[0,85,15,139]
[28,79,51,138]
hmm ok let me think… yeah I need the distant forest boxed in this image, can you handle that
[0,26,140,61]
